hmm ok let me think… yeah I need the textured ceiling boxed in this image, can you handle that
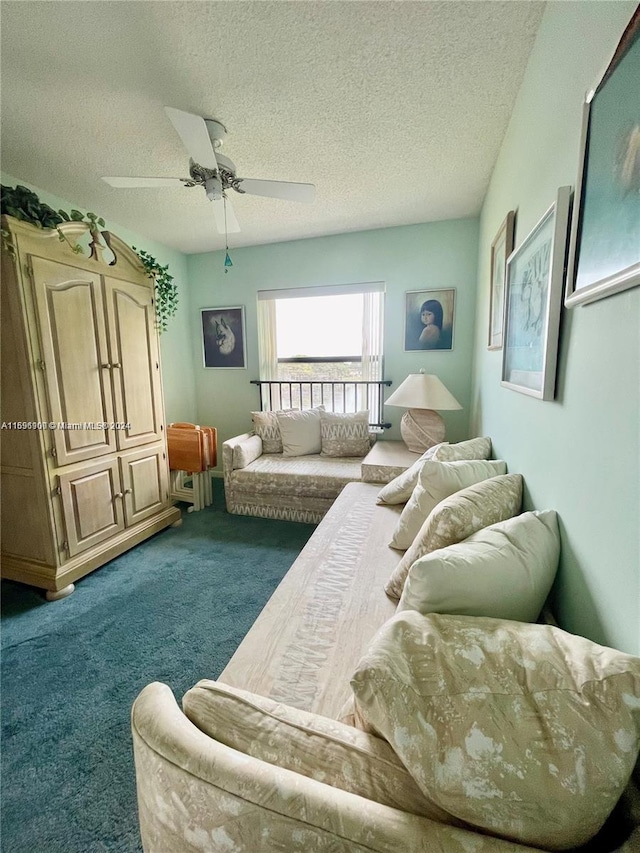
[1,1,545,254]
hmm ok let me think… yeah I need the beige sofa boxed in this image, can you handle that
[222,431,364,523]
[131,478,640,852]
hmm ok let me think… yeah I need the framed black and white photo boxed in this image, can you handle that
[201,306,246,368]
[565,8,640,307]
[502,186,572,400]
[404,288,456,352]
[488,211,515,350]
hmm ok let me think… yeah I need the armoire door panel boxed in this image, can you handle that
[120,444,169,526]
[31,256,117,465]
[104,278,163,450]
[58,458,125,557]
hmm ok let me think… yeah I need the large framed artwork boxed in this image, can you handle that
[404,288,456,352]
[488,211,515,350]
[502,186,572,401]
[201,306,246,368]
[565,8,640,307]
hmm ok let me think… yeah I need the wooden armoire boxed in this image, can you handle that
[1,216,181,599]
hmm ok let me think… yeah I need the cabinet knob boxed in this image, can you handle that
[113,362,122,369]
[113,492,123,499]
[101,363,112,369]
[124,488,132,495]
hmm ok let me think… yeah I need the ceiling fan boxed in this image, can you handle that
[102,107,316,233]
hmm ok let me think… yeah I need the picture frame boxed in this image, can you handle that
[502,186,572,400]
[565,8,640,307]
[488,211,515,350]
[404,288,456,352]
[201,306,246,369]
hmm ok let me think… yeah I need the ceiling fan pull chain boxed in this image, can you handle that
[223,194,233,273]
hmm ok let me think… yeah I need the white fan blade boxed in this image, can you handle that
[211,196,241,234]
[102,176,186,188]
[164,107,218,170]
[236,178,315,203]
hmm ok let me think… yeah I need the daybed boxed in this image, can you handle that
[223,408,389,523]
[133,441,640,852]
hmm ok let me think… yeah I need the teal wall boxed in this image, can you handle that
[471,2,639,654]
[1,173,197,424]
[186,219,479,449]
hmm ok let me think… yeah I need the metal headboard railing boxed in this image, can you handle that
[250,380,392,430]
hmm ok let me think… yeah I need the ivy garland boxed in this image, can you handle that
[1,184,178,333]
[131,247,179,333]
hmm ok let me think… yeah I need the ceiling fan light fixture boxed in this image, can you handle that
[205,176,222,201]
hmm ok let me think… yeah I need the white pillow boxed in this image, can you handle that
[376,437,492,506]
[350,611,640,848]
[390,459,507,550]
[276,407,323,457]
[376,444,443,505]
[397,510,559,621]
[385,473,523,600]
[430,436,491,462]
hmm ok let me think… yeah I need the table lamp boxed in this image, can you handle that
[385,373,462,452]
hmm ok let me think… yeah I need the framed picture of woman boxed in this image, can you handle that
[404,288,456,352]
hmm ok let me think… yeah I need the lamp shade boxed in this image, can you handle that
[385,374,462,411]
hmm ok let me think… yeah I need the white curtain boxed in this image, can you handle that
[257,298,278,383]
[362,290,384,381]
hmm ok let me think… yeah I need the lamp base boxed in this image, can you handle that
[400,409,445,453]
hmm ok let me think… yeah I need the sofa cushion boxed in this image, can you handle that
[320,411,370,458]
[431,436,492,462]
[376,437,492,506]
[375,445,440,506]
[182,679,456,823]
[277,408,324,457]
[350,611,640,849]
[251,409,292,454]
[385,474,523,599]
[229,454,362,499]
[390,459,507,550]
[232,433,263,469]
[397,510,559,621]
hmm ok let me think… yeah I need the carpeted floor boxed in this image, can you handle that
[1,480,315,853]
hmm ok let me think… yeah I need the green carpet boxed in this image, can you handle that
[1,480,315,853]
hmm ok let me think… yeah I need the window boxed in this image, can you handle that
[257,282,385,420]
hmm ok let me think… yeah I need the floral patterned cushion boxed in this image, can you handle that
[350,611,640,849]
[384,474,523,599]
[320,411,370,457]
[430,436,492,462]
[390,459,507,550]
[376,438,492,506]
[397,510,559,621]
[375,445,441,506]
[182,679,455,823]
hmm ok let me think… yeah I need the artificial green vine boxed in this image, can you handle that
[1,184,178,333]
[131,247,179,333]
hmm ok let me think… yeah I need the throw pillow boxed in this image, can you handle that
[350,611,640,849]
[384,473,523,600]
[182,679,454,823]
[375,444,443,506]
[430,436,492,462]
[232,434,263,469]
[389,459,507,551]
[397,510,559,621]
[320,411,370,457]
[276,407,323,457]
[251,409,293,454]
